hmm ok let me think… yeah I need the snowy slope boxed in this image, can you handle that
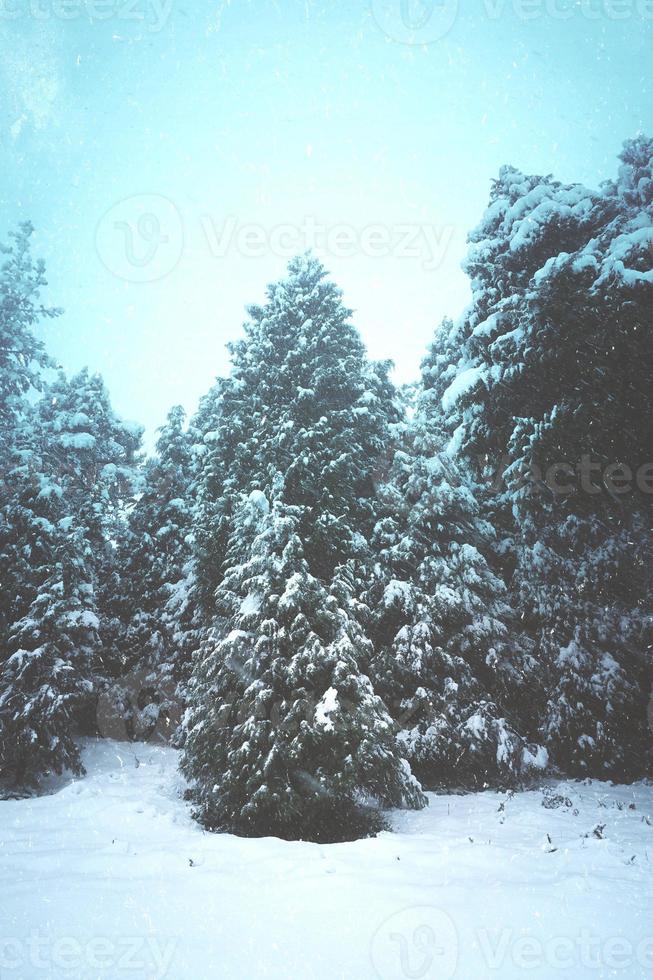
[1,739,652,980]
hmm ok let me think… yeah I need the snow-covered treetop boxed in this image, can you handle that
[0,224,60,431]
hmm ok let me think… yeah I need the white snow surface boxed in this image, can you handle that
[1,739,652,979]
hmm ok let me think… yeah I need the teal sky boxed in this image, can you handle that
[1,0,651,445]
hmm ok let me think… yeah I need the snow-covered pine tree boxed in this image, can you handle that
[183,255,426,838]
[32,369,143,682]
[0,523,97,787]
[0,390,101,784]
[511,137,653,777]
[149,406,199,698]
[0,225,70,786]
[0,224,59,666]
[434,137,653,778]
[1,366,143,784]
[193,253,400,613]
[110,406,195,741]
[182,490,425,841]
[34,368,143,551]
[0,223,59,443]
[369,349,543,789]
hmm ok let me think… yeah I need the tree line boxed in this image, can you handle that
[0,136,651,841]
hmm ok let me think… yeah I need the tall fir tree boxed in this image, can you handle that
[0,222,59,443]
[369,347,544,788]
[0,224,59,665]
[0,524,97,786]
[193,253,401,613]
[108,406,195,741]
[183,255,426,839]
[432,137,653,777]
[183,491,425,840]
[1,367,143,784]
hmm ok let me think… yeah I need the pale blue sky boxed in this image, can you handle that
[1,0,651,445]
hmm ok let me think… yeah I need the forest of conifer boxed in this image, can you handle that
[1,138,651,843]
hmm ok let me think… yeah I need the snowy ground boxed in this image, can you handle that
[1,740,652,980]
